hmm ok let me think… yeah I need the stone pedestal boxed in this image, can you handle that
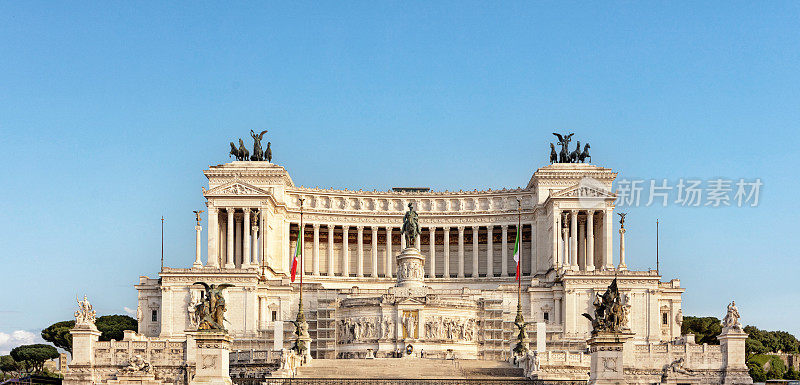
[65,324,102,385]
[719,327,753,384]
[396,247,425,288]
[189,332,233,385]
[588,332,634,385]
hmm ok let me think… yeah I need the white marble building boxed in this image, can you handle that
[135,159,684,359]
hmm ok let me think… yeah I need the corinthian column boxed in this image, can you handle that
[428,226,436,278]
[356,225,364,277]
[371,226,378,278]
[443,227,450,278]
[243,209,251,268]
[472,226,479,278]
[487,225,494,277]
[194,223,203,268]
[206,206,219,268]
[570,210,578,271]
[501,225,509,277]
[586,211,595,272]
[252,224,259,267]
[552,209,560,269]
[327,225,335,276]
[312,224,320,276]
[226,208,235,269]
[342,225,350,277]
[619,225,628,271]
[385,227,393,278]
[604,209,614,270]
[457,226,465,278]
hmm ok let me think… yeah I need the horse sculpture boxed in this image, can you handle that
[238,139,249,161]
[569,141,581,163]
[578,143,591,163]
[229,139,250,161]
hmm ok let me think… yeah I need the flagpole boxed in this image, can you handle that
[513,198,527,356]
[299,198,305,310]
[161,216,164,271]
[656,219,659,275]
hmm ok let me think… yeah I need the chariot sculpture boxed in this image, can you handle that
[550,132,591,164]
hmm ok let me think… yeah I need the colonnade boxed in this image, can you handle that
[552,208,614,271]
[288,223,539,279]
[206,206,264,269]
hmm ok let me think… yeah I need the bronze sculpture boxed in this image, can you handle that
[582,278,629,333]
[549,133,591,164]
[192,282,234,331]
[265,142,272,162]
[249,129,268,161]
[193,210,204,226]
[229,139,250,161]
[401,203,421,248]
[618,212,627,228]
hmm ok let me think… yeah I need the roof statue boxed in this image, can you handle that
[250,129,268,161]
[401,203,421,248]
[723,300,742,330]
[75,295,97,327]
[192,282,234,331]
[193,210,204,226]
[227,129,272,162]
[229,138,250,161]
[618,212,627,228]
[550,132,591,164]
[582,278,630,334]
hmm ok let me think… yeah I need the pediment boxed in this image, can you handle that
[552,183,615,199]
[204,181,270,197]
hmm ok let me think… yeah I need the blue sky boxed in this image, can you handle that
[1,2,798,353]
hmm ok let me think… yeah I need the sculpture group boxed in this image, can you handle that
[192,282,234,331]
[550,132,591,163]
[582,278,630,333]
[229,129,273,162]
[401,203,421,247]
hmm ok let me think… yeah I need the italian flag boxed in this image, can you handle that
[513,227,521,281]
[290,238,300,282]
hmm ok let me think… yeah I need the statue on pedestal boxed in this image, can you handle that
[75,295,97,327]
[192,282,234,331]
[723,301,742,329]
[401,203,420,248]
[582,278,629,333]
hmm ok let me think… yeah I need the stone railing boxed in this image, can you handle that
[632,342,724,370]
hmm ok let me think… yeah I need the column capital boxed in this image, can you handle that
[570,209,578,214]
[226,207,235,213]
[471,225,479,231]
[586,209,595,215]
[486,224,494,229]
[252,226,259,232]
[386,227,392,233]
[371,226,378,232]
[501,224,509,230]
[195,225,202,231]
[342,225,350,231]
[457,225,465,232]
[312,223,320,229]
[356,225,364,231]
[442,226,451,230]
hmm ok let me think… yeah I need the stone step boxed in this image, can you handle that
[294,358,525,379]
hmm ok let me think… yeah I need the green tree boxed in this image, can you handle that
[785,365,798,380]
[0,355,21,378]
[9,344,59,374]
[749,361,767,382]
[681,316,721,345]
[96,315,137,342]
[41,314,138,352]
[41,320,75,353]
